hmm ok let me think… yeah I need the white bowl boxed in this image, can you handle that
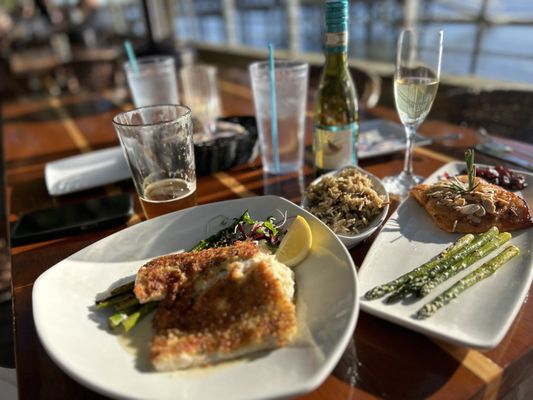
[302,166,390,249]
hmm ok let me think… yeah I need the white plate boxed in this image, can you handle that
[302,166,390,249]
[45,146,131,196]
[32,196,358,400]
[358,162,533,349]
[358,119,430,159]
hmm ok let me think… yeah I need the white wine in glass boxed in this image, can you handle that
[395,74,439,126]
[382,29,443,199]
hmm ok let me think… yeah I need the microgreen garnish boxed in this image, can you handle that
[190,210,287,252]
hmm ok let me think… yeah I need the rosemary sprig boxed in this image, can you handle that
[442,148,478,194]
[465,148,476,191]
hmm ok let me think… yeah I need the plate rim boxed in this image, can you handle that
[32,195,359,400]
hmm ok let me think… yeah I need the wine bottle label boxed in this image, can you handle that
[313,122,358,170]
[325,32,348,53]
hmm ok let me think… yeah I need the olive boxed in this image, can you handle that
[510,176,527,190]
[500,175,511,186]
[485,167,499,180]
[495,165,512,178]
[458,164,526,191]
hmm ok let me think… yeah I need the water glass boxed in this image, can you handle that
[124,56,179,108]
[112,105,196,219]
[180,64,221,134]
[249,61,309,174]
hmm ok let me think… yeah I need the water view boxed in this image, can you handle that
[174,0,533,85]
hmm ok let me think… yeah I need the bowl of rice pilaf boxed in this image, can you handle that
[302,166,389,248]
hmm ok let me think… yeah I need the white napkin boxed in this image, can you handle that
[45,146,131,196]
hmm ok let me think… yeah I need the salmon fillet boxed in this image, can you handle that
[410,175,533,233]
[134,241,297,371]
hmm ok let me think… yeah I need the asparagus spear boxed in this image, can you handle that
[96,291,136,310]
[113,295,139,312]
[109,280,135,296]
[364,233,475,300]
[416,245,520,319]
[122,302,158,332]
[384,278,424,303]
[419,232,512,297]
[108,305,140,329]
[385,227,499,303]
[108,299,156,331]
[95,280,135,308]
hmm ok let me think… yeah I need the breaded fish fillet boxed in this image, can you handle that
[410,175,533,233]
[134,241,297,371]
[134,240,260,304]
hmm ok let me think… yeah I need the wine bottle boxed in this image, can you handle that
[313,0,359,174]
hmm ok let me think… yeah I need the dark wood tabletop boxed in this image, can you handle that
[4,66,533,400]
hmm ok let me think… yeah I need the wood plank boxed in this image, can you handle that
[435,341,502,400]
[213,171,257,197]
[48,97,91,153]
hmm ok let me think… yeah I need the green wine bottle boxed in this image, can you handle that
[313,0,359,174]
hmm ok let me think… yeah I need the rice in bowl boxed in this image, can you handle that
[305,167,387,235]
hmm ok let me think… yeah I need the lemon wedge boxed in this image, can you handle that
[276,215,312,267]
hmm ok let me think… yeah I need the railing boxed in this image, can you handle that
[171,0,533,86]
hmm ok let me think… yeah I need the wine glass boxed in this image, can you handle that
[382,28,444,199]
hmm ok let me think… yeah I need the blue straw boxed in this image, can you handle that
[268,43,280,174]
[124,40,139,74]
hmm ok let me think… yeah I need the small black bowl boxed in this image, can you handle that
[194,116,259,176]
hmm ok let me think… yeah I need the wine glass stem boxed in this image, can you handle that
[403,125,417,175]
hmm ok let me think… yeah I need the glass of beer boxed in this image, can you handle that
[112,104,197,219]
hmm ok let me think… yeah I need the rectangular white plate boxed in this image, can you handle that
[358,162,533,349]
[32,196,358,400]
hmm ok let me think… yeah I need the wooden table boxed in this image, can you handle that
[4,67,533,400]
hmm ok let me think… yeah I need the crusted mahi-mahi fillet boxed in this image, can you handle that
[410,175,533,233]
[134,240,261,304]
[134,241,297,371]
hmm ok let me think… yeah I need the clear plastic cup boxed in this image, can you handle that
[124,56,179,108]
[249,61,309,174]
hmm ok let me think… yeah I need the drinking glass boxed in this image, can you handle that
[249,61,309,174]
[382,29,444,198]
[124,56,179,108]
[112,105,197,219]
[180,64,221,135]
